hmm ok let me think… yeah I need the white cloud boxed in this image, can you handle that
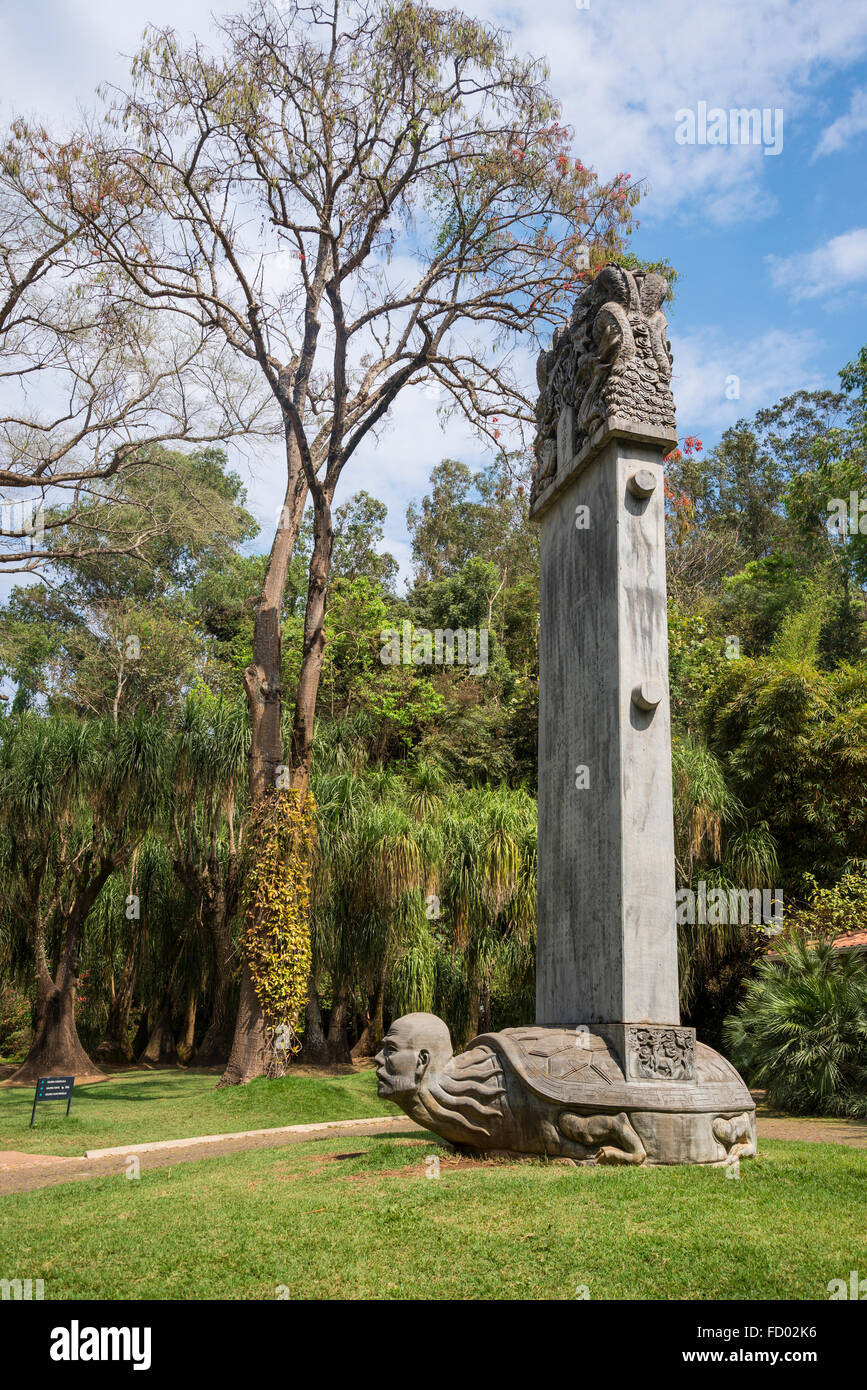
[813,87,867,158]
[669,327,823,437]
[766,228,867,300]
[465,0,867,226]
[3,0,867,227]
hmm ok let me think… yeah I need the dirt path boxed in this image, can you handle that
[0,1115,423,1195]
[755,1114,867,1147]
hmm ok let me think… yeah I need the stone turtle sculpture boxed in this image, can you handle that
[376,1013,756,1166]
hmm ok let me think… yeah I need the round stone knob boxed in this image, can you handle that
[632,680,664,711]
[627,469,657,500]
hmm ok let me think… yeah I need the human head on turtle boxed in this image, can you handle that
[374,1013,454,1098]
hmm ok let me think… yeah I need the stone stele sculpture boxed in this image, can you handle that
[376,266,757,1166]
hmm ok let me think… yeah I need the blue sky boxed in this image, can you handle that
[2,0,867,579]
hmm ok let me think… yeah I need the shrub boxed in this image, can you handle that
[782,867,867,943]
[723,938,867,1117]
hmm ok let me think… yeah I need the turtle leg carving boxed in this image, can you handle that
[712,1112,757,1163]
[557,1111,647,1165]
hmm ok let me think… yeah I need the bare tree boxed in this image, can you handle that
[0,122,269,578]
[65,0,640,1080]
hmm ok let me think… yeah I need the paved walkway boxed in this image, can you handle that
[2,1109,866,1196]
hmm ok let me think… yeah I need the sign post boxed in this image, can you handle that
[30,1075,74,1127]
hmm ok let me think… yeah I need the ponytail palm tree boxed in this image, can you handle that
[168,693,249,1065]
[0,712,167,1085]
[85,834,196,1067]
[307,767,377,1062]
[86,835,178,1063]
[135,842,202,1068]
[304,748,537,1061]
[672,735,779,1038]
[440,786,536,1042]
[308,769,430,1062]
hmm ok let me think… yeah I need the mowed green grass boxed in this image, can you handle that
[2,1136,864,1299]
[0,1068,391,1156]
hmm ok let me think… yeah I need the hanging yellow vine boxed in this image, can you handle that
[242,787,316,1039]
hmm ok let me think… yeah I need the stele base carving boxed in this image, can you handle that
[376,1013,756,1167]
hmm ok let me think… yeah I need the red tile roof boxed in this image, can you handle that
[830,929,867,949]
[767,928,867,960]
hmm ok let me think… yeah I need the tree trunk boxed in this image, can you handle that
[4,981,103,1087]
[351,972,386,1059]
[221,448,309,1086]
[480,979,492,1034]
[220,963,270,1086]
[300,977,330,1066]
[131,1009,149,1060]
[194,997,235,1066]
[288,496,333,787]
[245,453,309,802]
[94,947,137,1064]
[140,930,187,1068]
[325,988,352,1066]
[5,918,104,1087]
[176,988,198,1064]
[464,978,482,1048]
[193,898,236,1067]
[223,442,335,1085]
[139,999,178,1068]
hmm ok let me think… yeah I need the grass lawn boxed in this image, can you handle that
[0,1068,391,1156]
[1,1135,865,1299]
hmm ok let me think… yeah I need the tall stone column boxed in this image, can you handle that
[376,266,757,1166]
[530,267,680,1034]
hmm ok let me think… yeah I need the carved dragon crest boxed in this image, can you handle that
[532,266,676,506]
